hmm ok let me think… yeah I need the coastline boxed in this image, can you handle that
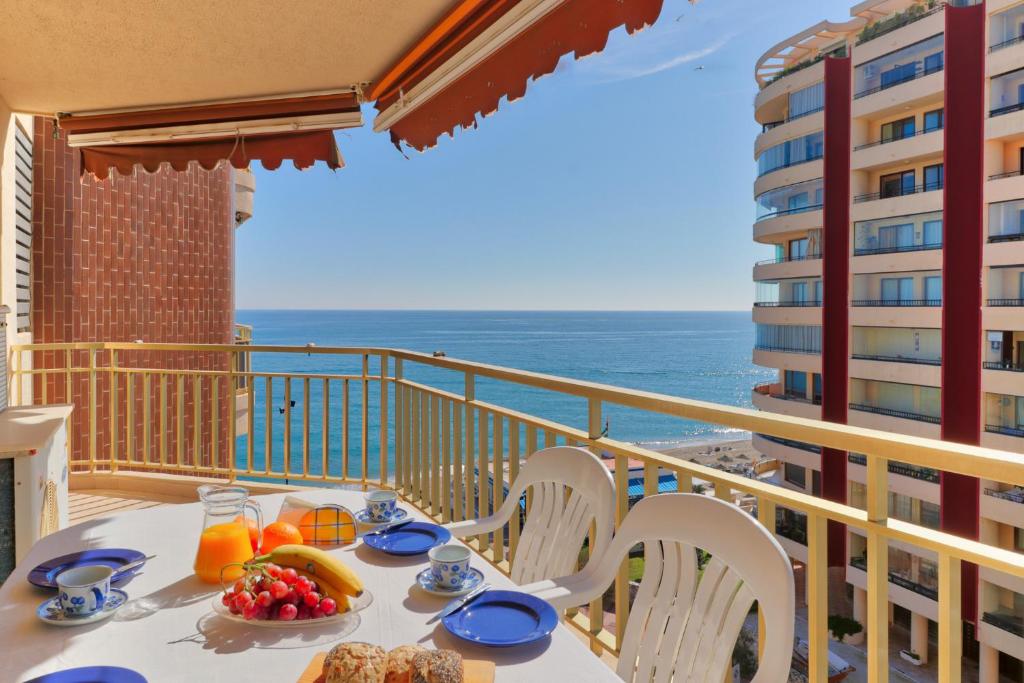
[652,436,761,471]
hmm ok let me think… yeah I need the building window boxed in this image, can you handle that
[789,238,809,260]
[880,170,915,198]
[923,220,943,246]
[924,276,942,304]
[789,82,824,119]
[784,463,807,489]
[920,501,940,529]
[13,123,32,334]
[888,492,914,522]
[757,131,825,176]
[924,163,944,191]
[881,277,914,303]
[879,223,914,250]
[923,108,944,132]
[881,116,915,143]
[785,370,807,398]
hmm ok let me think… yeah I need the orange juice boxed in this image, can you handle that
[194,521,254,583]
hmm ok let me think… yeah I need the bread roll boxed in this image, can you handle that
[410,650,463,683]
[384,645,428,683]
[323,642,387,683]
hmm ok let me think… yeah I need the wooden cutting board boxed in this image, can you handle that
[298,652,495,682]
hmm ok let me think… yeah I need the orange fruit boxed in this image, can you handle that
[260,521,304,553]
[298,506,356,545]
[235,515,260,552]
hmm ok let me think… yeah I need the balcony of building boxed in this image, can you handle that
[985,267,1024,333]
[848,378,942,438]
[983,331,1024,396]
[851,107,944,172]
[850,325,942,387]
[979,580,1024,662]
[7,341,1024,680]
[985,392,1024,442]
[851,209,943,275]
[752,380,823,421]
[752,249,822,281]
[852,32,945,119]
[752,323,823,373]
[752,433,821,472]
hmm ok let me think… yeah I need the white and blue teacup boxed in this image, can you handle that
[428,544,472,590]
[56,565,113,617]
[365,490,398,523]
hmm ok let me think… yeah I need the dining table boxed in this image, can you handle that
[0,487,621,683]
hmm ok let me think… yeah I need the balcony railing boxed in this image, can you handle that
[853,63,944,100]
[988,231,1024,243]
[756,433,822,454]
[756,204,823,222]
[753,344,821,355]
[983,361,1024,372]
[991,101,1024,118]
[851,353,941,366]
[853,125,943,152]
[991,34,1024,54]
[856,3,946,46]
[849,403,941,424]
[753,300,822,308]
[986,424,1024,438]
[853,182,943,203]
[984,487,1024,504]
[8,341,1024,680]
[852,243,942,257]
[758,154,824,178]
[851,299,942,307]
[983,611,1024,638]
[988,299,1024,307]
[848,454,940,483]
[754,253,822,266]
[988,170,1024,181]
[849,557,938,600]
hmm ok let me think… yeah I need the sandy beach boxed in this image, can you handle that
[656,437,762,470]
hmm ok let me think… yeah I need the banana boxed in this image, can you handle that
[262,544,364,597]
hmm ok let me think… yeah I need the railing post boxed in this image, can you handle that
[586,398,605,654]
[613,452,629,651]
[394,359,403,493]
[109,350,118,471]
[464,374,475,523]
[938,553,962,683]
[866,455,889,683]
[88,348,97,472]
[806,513,829,682]
[380,352,389,488]
[361,354,369,488]
[228,352,237,476]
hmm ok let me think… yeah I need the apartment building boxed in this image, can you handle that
[752,1,1024,680]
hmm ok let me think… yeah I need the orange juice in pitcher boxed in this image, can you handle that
[194,485,262,584]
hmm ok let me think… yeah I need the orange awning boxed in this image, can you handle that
[59,93,359,179]
[371,0,667,151]
[79,130,343,180]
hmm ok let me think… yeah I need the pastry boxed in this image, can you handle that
[323,642,387,683]
[384,644,428,683]
[411,650,463,683]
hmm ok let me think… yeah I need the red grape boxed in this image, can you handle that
[233,591,254,610]
[265,564,282,579]
[242,603,259,620]
[303,591,320,608]
[278,603,297,621]
[310,606,325,619]
[281,568,299,585]
[320,598,337,616]
[296,604,311,620]
[256,590,274,608]
[283,589,300,605]
[307,580,319,594]
[221,592,233,607]
[294,577,312,596]
[270,580,289,600]
[233,579,246,594]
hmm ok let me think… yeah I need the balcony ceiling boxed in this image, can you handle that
[0,0,459,114]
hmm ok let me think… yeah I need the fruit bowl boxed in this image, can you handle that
[211,589,372,629]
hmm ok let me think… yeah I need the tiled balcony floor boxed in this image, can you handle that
[69,490,182,524]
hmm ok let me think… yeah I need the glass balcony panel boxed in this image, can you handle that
[991,68,1024,117]
[754,323,822,354]
[854,34,944,98]
[851,326,942,365]
[756,179,824,221]
[991,4,1024,52]
[757,131,824,176]
[855,211,943,255]
[989,199,1024,242]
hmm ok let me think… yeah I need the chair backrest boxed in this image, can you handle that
[506,446,616,585]
[578,494,794,683]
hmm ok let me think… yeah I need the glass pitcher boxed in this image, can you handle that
[193,485,262,584]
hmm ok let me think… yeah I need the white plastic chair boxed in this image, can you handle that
[445,446,615,585]
[523,494,794,683]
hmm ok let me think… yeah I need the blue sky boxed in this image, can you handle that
[236,0,853,311]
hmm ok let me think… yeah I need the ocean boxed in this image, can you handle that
[234,310,772,479]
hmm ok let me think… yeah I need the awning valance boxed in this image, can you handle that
[371,0,667,151]
[80,130,343,180]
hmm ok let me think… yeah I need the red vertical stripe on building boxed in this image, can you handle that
[941,2,985,624]
[822,56,852,568]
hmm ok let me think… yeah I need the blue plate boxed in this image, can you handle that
[24,666,146,682]
[28,549,147,589]
[442,590,558,647]
[362,522,451,556]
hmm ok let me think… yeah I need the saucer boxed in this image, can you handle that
[37,589,128,627]
[355,507,408,526]
[416,567,484,597]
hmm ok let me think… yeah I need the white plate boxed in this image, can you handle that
[37,589,128,627]
[211,589,373,628]
[354,508,409,526]
[416,567,485,597]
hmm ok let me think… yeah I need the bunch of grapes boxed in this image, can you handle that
[220,563,339,621]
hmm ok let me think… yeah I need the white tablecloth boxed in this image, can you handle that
[1,488,620,683]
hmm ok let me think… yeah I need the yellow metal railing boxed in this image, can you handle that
[9,341,1024,681]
